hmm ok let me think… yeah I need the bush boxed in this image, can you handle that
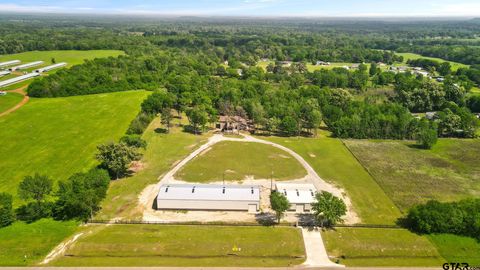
[416,119,438,149]
[15,202,53,223]
[0,193,15,228]
[126,113,154,135]
[405,199,480,240]
[120,134,147,149]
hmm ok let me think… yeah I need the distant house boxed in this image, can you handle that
[275,183,317,213]
[278,61,292,67]
[216,115,250,133]
[316,61,330,66]
[426,112,437,120]
[350,64,360,69]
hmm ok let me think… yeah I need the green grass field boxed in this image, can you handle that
[0,219,78,266]
[0,50,125,68]
[322,228,444,266]
[49,225,305,267]
[0,90,149,205]
[96,116,208,220]
[428,234,480,265]
[175,141,307,182]
[344,139,480,211]
[0,92,23,113]
[396,52,469,71]
[0,50,125,90]
[262,136,400,224]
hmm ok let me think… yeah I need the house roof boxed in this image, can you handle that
[275,183,317,204]
[218,115,248,124]
[157,184,260,202]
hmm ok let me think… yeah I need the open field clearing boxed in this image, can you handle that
[322,228,444,266]
[0,90,149,204]
[96,117,208,220]
[0,219,78,266]
[0,92,23,113]
[49,225,305,267]
[0,50,124,90]
[396,52,469,70]
[344,139,480,211]
[175,141,307,182]
[428,234,480,265]
[262,136,400,224]
[0,50,125,68]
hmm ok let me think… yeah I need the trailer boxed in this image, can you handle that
[0,70,11,77]
[9,61,44,71]
[0,60,21,68]
[0,73,40,88]
[35,62,67,73]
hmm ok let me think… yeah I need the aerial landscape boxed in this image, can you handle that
[0,0,480,269]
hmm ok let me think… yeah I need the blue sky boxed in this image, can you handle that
[1,0,480,17]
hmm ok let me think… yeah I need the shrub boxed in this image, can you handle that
[0,193,15,228]
[120,134,147,149]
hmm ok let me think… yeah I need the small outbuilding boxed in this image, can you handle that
[156,184,260,213]
[275,183,317,213]
[216,115,250,133]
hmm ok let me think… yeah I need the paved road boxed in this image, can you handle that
[301,227,343,268]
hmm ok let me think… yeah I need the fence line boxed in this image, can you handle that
[87,219,401,229]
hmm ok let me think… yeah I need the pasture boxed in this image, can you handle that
[263,136,401,224]
[0,90,149,204]
[428,234,480,265]
[396,52,469,70]
[48,225,305,267]
[0,92,23,113]
[344,139,480,211]
[321,228,444,266]
[96,116,208,220]
[175,141,307,182]
[0,219,78,266]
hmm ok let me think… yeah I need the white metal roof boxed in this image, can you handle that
[0,73,40,88]
[157,184,260,202]
[9,61,44,71]
[0,60,21,68]
[35,62,67,73]
[275,183,317,204]
[0,71,11,77]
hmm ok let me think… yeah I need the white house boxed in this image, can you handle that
[156,184,260,213]
[275,183,317,213]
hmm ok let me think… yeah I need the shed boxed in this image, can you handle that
[275,183,317,213]
[156,184,260,213]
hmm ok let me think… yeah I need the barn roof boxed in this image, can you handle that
[157,184,260,202]
[275,183,317,204]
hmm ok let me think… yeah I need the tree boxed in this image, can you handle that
[120,135,147,149]
[51,57,56,64]
[279,116,299,136]
[270,191,290,223]
[186,106,208,134]
[438,62,452,76]
[54,169,110,221]
[18,173,53,204]
[369,62,378,76]
[416,119,438,149]
[0,193,14,228]
[161,107,173,132]
[96,142,142,179]
[312,191,347,227]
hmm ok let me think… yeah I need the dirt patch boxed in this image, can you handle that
[309,153,316,158]
[129,161,145,173]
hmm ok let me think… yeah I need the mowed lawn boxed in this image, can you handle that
[396,52,469,71]
[322,228,444,266]
[0,90,149,204]
[0,92,23,113]
[49,225,305,267]
[96,117,208,220]
[263,136,400,224]
[344,139,480,211]
[175,141,307,182]
[0,219,78,266]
